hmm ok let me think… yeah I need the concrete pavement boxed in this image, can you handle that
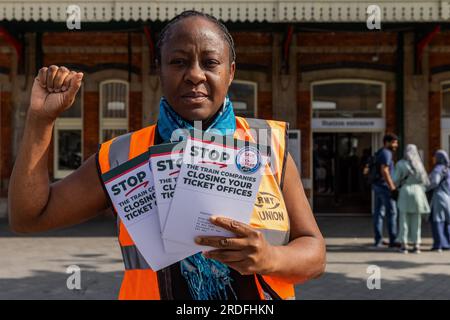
[0,215,449,300]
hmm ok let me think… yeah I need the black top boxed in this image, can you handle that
[154,126,261,300]
[168,262,261,300]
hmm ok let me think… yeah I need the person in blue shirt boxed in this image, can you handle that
[372,133,400,248]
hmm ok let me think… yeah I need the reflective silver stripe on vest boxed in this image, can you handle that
[259,228,290,246]
[108,134,152,270]
[245,119,290,246]
[108,133,133,233]
[245,118,278,180]
[245,118,272,146]
[108,132,132,169]
[121,245,152,270]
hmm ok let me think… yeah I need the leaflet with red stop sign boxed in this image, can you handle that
[149,141,194,253]
[162,134,270,251]
[101,151,199,271]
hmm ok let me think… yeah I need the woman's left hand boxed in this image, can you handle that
[194,216,276,275]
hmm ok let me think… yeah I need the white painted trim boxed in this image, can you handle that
[0,1,447,22]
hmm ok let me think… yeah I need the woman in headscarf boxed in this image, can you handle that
[393,144,430,253]
[427,150,450,252]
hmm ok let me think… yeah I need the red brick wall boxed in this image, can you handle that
[296,31,398,185]
[1,91,12,195]
[43,32,142,47]
[428,31,450,168]
[42,32,143,74]
[233,32,272,46]
[8,29,450,188]
[257,91,272,120]
[83,91,100,160]
[385,90,397,134]
[0,41,12,194]
[232,32,273,120]
[297,32,397,69]
[297,32,397,47]
[129,91,143,132]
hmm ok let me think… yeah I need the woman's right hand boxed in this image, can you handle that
[30,65,83,121]
[9,66,108,234]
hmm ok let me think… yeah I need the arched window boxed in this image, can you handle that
[99,80,129,142]
[54,85,83,179]
[228,80,257,118]
[312,80,384,118]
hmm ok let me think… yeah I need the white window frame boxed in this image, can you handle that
[53,86,84,179]
[230,79,258,118]
[311,79,386,120]
[99,79,129,142]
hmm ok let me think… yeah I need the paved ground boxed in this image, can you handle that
[0,215,449,300]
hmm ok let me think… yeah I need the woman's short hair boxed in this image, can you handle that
[155,10,236,65]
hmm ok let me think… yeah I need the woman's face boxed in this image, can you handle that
[158,17,235,125]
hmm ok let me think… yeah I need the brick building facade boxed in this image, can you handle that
[1,1,450,215]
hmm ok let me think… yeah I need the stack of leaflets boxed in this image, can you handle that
[101,131,270,271]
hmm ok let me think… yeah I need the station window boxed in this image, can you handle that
[312,80,384,118]
[99,80,129,142]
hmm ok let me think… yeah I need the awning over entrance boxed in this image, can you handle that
[0,0,449,23]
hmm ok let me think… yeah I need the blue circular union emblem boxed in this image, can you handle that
[235,146,262,174]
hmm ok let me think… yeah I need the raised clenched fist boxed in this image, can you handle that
[30,65,84,121]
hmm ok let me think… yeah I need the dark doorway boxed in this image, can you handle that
[313,132,372,214]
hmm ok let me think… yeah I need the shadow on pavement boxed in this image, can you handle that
[325,243,437,253]
[0,269,123,299]
[296,271,450,300]
[315,216,433,239]
[0,215,117,238]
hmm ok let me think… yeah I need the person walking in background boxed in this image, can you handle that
[372,134,399,248]
[393,144,430,254]
[427,150,450,252]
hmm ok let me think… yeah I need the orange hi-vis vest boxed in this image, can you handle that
[97,117,295,300]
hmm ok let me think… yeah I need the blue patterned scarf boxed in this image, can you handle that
[156,95,238,300]
[157,96,236,142]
